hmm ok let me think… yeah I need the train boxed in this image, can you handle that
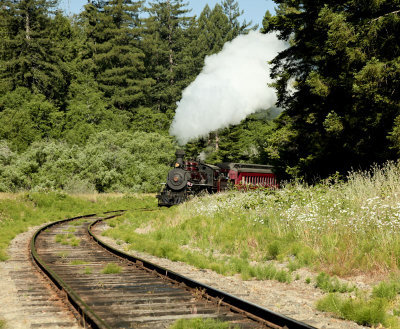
[156,150,278,207]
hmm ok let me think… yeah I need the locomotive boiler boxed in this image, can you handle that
[156,150,277,207]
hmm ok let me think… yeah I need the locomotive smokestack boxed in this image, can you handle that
[175,150,185,167]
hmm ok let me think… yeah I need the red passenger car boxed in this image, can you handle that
[218,163,278,189]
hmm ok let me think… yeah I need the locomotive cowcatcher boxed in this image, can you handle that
[156,150,277,207]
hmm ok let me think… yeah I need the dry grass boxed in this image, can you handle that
[0,193,23,200]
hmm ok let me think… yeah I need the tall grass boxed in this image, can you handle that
[103,161,400,278]
[99,162,400,327]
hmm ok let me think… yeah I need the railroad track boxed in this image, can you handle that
[31,211,316,329]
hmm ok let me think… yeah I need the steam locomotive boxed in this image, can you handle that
[156,150,277,207]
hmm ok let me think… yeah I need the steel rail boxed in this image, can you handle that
[30,211,316,329]
[30,212,124,329]
[88,218,316,329]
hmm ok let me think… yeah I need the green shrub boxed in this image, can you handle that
[0,130,176,193]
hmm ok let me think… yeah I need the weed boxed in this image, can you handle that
[254,264,291,283]
[101,263,122,274]
[372,280,400,301]
[83,266,92,274]
[266,241,280,260]
[54,233,80,247]
[316,293,397,327]
[0,319,5,329]
[305,277,311,284]
[70,260,88,265]
[287,259,302,272]
[57,251,69,258]
[169,318,237,329]
[315,272,355,293]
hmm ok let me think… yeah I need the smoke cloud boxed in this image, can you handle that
[169,31,287,145]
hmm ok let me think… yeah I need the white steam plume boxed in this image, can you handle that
[169,31,287,145]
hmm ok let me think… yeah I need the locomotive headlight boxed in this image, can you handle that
[175,163,180,167]
[173,175,180,182]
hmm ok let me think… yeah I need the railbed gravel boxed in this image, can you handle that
[0,225,81,329]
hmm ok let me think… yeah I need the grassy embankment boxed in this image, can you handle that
[0,192,155,261]
[101,161,400,328]
[3,162,400,327]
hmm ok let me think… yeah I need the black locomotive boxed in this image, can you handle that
[156,150,277,207]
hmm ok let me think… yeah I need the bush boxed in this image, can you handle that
[0,130,176,193]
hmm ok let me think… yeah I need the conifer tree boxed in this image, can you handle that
[263,0,400,179]
[78,0,150,112]
[0,0,68,102]
[142,0,193,115]
[222,0,254,37]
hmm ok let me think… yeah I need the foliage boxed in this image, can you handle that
[142,0,194,115]
[0,88,63,151]
[0,0,261,191]
[0,131,176,193]
[0,0,69,102]
[1,0,398,187]
[195,110,275,164]
[262,0,400,180]
[78,0,151,111]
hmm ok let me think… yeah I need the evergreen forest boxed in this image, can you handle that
[0,0,399,192]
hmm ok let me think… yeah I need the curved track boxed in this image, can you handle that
[31,212,316,329]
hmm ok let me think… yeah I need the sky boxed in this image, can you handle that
[59,0,276,27]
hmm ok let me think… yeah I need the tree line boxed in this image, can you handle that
[0,0,399,192]
[0,0,257,192]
